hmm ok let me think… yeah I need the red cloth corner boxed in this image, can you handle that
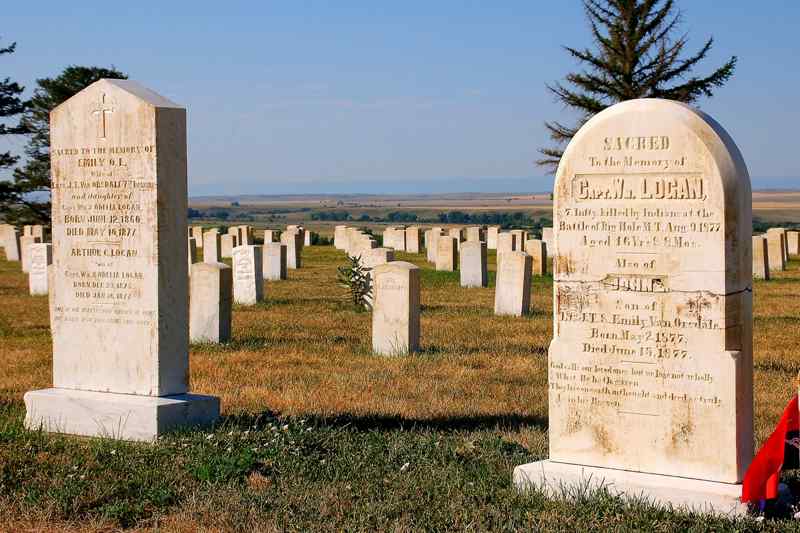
[742,394,799,503]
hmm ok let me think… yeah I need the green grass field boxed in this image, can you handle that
[1,246,800,531]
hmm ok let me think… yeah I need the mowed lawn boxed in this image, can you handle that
[1,245,799,531]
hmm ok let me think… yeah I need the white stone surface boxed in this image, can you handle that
[752,236,769,280]
[494,251,531,316]
[238,225,253,246]
[20,235,41,273]
[263,229,279,244]
[203,231,222,263]
[436,236,458,271]
[426,228,443,263]
[334,225,348,250]
[448,227,464,250]
[766,228,786,272]
[190,261,232,343]
[513,461,747,516]
[281,230,302,269]
[263,242,287,281]
[25,388,219,442]
[486,226,500,250]
[24,224,44,240]
[466,226,483,243]
[405,227,422,253]
[221,234,235,258]
[541,227,554,252]
[496,232,515,262]
[460,241,487,288]
[546,99,753,484]
[788,230,799,256]
[372,261,420,356]
[0,224,20,261]
[525,239,548,276]
[232,245,264,305]
[362,247,395,308]
[510,230,527,250]
[26,79,218,440]
[28,243,52,295]
[191,226,204,246]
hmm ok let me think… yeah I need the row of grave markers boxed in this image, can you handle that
[0,79,796,515]
[752,227,799,278]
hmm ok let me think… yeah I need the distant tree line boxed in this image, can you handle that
[436,211,550,230]
[311,211,351,221]
[753,219,800,234]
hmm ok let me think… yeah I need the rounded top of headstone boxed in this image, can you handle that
[373,261,419,274]
[555,98,749,204]
[553,97,751,292]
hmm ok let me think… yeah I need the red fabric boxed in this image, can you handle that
[741,394,799,503]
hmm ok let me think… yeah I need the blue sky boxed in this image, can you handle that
[3,1,799,195]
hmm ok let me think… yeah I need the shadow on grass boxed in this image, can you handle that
[193,332,358,353]
[217,409,548,434]
[417,343,548,357]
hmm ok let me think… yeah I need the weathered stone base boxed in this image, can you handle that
[24,388,219,442]
[513,460,747,516]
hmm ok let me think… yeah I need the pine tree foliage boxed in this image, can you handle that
[0,39,29,214]
[1,66,126,225]
[337,255,373,311]
[538,0,737,171]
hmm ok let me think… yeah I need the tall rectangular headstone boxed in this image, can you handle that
[20,235,41,273]
[191,226,204,247]
[426,228,443,263]
[263,229,279,244]
[28,243,52,295]
[263,242,287,281]
[405,227,422,253]
[190,262,232,343]
[24,79,219,441]
[460,240,487,287]
[203,231,222,263]
[0,224,21,261]
[372,261,420,356]
[334,225,348,250]
[232,245,264,304]
[514,99,753,514]
[510,230,527,250]
[496,232,515,264]
[486,226,500,250]
[466,226,483,243]
[541,227,554,252]
[238,225,253,246]
[221,233,236,258]
[752,236,769,280]
[281,230,302,269]
[493,251,531,316]
[362,247,395,308]
[524,239,548,276]
[448,227,464,250]
[766,228,786,272]
[436,236,458,272]
[787,230,799,257]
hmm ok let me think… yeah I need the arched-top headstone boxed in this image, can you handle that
[544,99,752,486]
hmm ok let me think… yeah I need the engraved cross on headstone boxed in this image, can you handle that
[91,93,115,140]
